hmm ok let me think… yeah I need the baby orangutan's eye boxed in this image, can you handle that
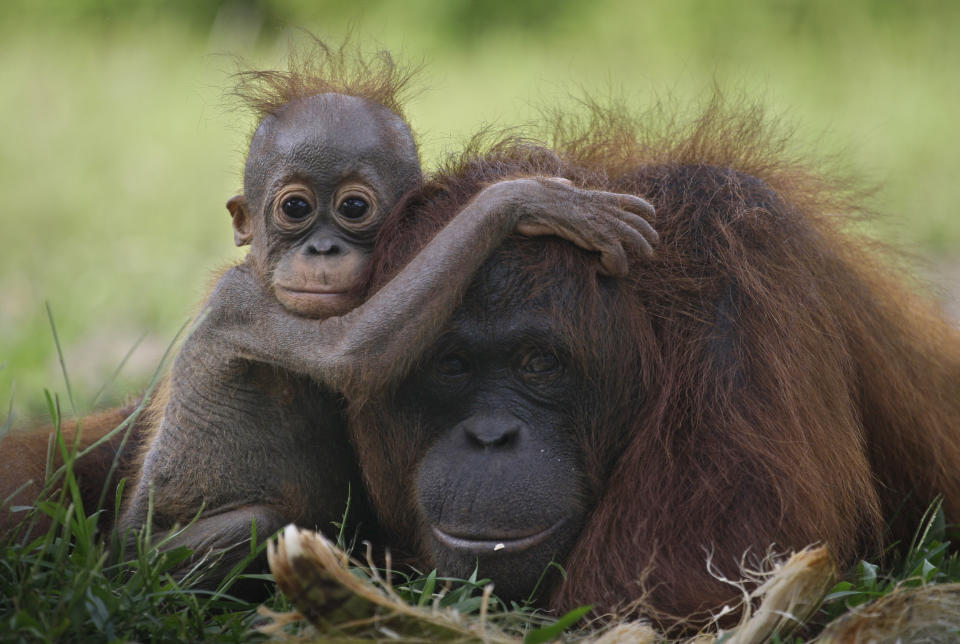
[281,197,312,220]
[338,197,369,220]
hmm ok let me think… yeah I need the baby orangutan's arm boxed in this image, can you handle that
[207,177,656,396]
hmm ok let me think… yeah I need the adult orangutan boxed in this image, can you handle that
[341,104,960,625]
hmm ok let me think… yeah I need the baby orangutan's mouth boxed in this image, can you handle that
[430,521,564,555]
[274,283,358,317]
[277,285,347,296]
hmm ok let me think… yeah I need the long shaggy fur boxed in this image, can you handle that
[361,98,960,624]
[231,36,419,124]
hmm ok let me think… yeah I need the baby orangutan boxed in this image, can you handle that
[118,77,658,584]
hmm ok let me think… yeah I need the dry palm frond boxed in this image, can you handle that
[717,546,836,644]
[265,524,522,642]
[815,583,960,643]
[584,621,660,643]
[263,532,957,644]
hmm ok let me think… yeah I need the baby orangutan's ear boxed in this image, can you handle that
[227,195,253,247]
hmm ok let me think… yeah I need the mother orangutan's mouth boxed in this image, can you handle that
[430,521,563,555]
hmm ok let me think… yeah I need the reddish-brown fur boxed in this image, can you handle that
[355,99,960,623]
[0,402,144,533]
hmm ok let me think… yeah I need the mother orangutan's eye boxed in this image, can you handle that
[281,197,312,220]
[436,354,470,377]
[522,353,559,374]
[338,197,370,219]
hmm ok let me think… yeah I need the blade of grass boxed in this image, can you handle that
[418,569,437,607]
[90,332,146,409]
[46,302,77,418]
[0,382,14,444]
[44,316,192,494]
[912,497,944,550]
[522,604,592,644]
[524,560,566,606]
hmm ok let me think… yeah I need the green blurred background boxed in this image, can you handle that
[1,0,958,423]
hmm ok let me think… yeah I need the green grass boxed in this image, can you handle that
[0,400,280,642]
[1,514,281,642]
[820,499,960,621]
[1,1,959,420]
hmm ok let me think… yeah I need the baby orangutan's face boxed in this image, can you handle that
[227,92,421,318]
